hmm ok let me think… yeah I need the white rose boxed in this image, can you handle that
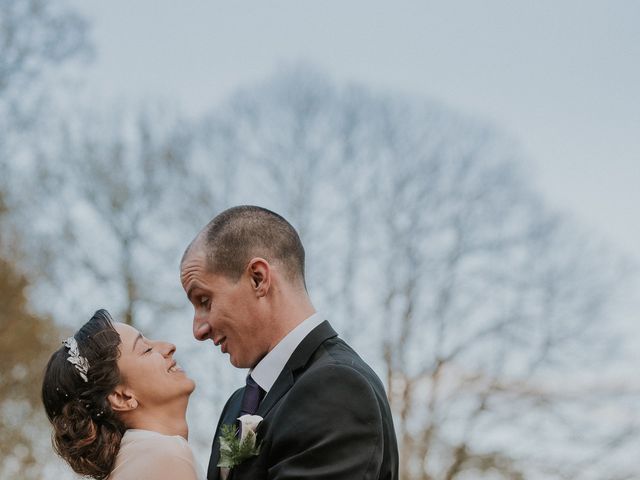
[237,414,263,445]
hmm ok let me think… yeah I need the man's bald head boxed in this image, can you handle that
[183,206,306,286]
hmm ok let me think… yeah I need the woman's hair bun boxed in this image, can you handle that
[42,310,125,479]
[51,399,124,479]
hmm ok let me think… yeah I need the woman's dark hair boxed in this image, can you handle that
[42,309,125,479]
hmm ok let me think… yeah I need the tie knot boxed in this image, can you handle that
[240,375,265,417]
[246,375,260,389]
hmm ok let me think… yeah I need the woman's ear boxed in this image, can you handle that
[247,257,270,297]
[108,387,138,412]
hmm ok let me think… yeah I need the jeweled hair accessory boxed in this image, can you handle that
[63,336,89,382]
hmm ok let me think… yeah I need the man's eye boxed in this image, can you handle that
[200,297,209,307]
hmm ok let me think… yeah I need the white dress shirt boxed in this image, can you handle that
[250,312,325,394]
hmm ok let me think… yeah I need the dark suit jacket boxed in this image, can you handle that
[207,321,399,480]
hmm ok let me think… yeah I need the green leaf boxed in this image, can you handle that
[216,423,261,468]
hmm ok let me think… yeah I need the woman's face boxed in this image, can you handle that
[113,322,195,408]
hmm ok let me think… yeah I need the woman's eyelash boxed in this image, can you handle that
[143,347,153,354]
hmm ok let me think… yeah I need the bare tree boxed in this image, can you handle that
[11,66,635,479]
[0,2,90,476]
[197,67,380,340]
[351,91,635,480]
[32,106,194,327]
[0,0,88,94]
[0,0,90,281]
[0,0,90,175]
[196,68,635,479]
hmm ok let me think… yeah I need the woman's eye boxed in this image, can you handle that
[143,347,153,354]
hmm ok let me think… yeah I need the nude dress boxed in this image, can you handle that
[108,429,205,480]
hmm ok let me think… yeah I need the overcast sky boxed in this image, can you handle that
[66,0,639,261]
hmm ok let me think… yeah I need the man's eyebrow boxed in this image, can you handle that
[132,333,142,352]
[186,284,201,301]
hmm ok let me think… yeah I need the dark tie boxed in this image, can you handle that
[239,375,265,417]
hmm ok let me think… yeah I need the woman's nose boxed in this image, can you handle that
[160,341,176,356]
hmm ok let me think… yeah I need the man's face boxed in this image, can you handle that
[180,248,268,368]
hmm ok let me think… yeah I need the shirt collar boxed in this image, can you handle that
[250,312,324,393]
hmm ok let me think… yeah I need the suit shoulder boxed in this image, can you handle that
[293,359,381,407]
[309,337,386,390]
[312,336,363,365]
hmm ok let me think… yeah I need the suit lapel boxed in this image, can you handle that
[211,321,338,479]
[257,321,337,418]
[256,368,293,418]
[208,390,244,480]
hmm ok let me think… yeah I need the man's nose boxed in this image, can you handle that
[193,317,211,341]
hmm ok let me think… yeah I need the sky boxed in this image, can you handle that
[65,0,639,260]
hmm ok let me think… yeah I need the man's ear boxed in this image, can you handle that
[247,258,270,298]
[108,387,138,412]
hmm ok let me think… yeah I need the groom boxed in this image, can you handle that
[181,205,398,479]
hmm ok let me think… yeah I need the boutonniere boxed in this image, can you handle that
[217,414,263,468]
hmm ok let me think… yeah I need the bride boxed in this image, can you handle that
[41,309,204,479]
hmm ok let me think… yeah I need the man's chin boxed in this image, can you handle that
[229,354,257,369]
[228,349,267,369]
[228,353,245,369]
